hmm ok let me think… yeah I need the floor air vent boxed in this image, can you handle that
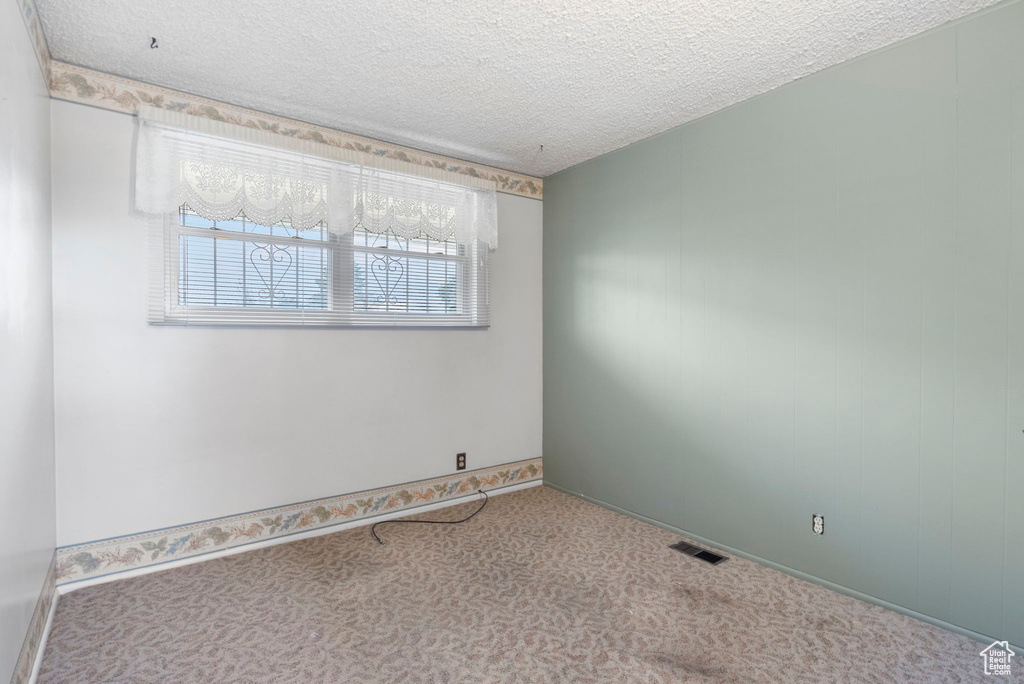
[669,541,727,565]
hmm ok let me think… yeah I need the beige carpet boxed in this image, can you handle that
[40,486,1002,683]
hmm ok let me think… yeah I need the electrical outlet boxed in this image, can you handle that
[812,514,824,536]
[456,453,466,471]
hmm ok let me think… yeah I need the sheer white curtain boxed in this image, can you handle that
[133,105,498,248]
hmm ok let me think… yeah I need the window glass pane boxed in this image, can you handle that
[352,250,460,314]
[353,227,459,255]
[180,210,215,230]
[179,207,328,243]
[179,235,329,309]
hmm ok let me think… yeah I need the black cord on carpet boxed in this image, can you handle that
[371,489,489,545]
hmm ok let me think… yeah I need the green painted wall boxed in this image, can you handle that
[543,0,1024,647]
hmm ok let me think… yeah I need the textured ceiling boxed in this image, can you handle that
[36,0,1000,177]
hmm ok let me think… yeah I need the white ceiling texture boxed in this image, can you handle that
[36,0,1000,177]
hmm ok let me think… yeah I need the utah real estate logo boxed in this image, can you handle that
[979,641,1015,676]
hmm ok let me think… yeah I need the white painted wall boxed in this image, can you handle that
[51,101,542,546]
[0,2,56,679]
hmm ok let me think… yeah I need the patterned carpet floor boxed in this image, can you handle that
[40,486,1000,683]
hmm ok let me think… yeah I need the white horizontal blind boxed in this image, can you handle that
[149,208,490,327]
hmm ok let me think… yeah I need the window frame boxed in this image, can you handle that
[150,208,489,328]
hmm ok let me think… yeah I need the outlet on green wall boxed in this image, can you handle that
[543,0,1024,648]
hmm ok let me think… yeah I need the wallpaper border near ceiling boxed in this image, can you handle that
[54,458,543,586]
[15,0,542,200]
[16,0,51,83]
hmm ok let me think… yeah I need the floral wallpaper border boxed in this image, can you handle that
[11,553,57,684]
[55,459,542,585]
[45,61,543,199]
[16,0,52,83]
[15,0,541,199]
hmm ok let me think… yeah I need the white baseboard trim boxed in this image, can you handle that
[27,590,58,684]
[59,480,541,596]
[544,481,1023,654]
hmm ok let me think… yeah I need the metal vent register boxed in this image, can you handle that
[670,541,727,565]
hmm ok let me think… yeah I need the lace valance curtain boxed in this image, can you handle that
[133,106,499,248]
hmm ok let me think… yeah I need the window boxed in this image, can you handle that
[175,208,332,311]
[150,206,490,327]
[135,105,497,327]
[352,225,466,315]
